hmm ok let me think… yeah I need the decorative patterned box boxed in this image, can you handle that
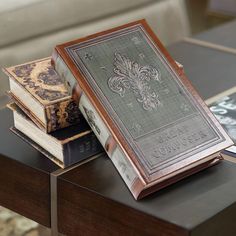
[3,57,82,133]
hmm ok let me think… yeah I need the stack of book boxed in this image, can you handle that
[3,20,234,199]
[3,58,103,168]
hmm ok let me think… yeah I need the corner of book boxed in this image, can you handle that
[125,19,147,27]
[130,177,147,200]
[134,186,153,201]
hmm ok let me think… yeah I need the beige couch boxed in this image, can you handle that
[0,0,190,99]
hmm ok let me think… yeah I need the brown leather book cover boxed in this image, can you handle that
[52,19,233,199]
[3,58,82,133]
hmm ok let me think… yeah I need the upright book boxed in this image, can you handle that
[52,20,233,199]
[3,58,81,133]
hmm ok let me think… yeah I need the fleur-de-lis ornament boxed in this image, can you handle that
[108,53,161,111]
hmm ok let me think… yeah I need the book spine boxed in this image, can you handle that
[52,52,141,198]
[45,99,82,133]
[51,50,76,95]
[62,132,104,167]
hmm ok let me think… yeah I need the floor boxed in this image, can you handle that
[0,207,50,236]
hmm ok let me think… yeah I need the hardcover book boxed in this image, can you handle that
[8,103,103,168]
[3,58,81,133]
[206,87,236,162]
[52,19,233,199]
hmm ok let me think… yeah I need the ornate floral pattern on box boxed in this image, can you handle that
[6,58,81,132]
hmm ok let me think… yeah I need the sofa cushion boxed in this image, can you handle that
[0,0,42,13]
[0,0,189,96]
[0,0,156,47]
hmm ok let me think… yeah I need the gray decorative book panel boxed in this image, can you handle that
[139,114,218,172]
[108,52,162,111]
[65,25,223,176]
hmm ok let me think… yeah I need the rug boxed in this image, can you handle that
[0,207,50,236]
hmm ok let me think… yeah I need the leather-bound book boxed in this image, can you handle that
[52,19,233,199]
[3,58,82,133]
[8,103,103,168]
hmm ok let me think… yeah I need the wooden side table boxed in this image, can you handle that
[0,108,59,227]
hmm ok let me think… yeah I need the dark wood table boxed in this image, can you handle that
[57,21,236,235]
[1,20,236,236]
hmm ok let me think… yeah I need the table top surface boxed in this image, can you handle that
[59,155,236,229]
[168,41,236,99]
[195,19,236,48]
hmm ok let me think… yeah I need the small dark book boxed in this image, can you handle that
[206,87,236,162]
[8,103,103,168]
